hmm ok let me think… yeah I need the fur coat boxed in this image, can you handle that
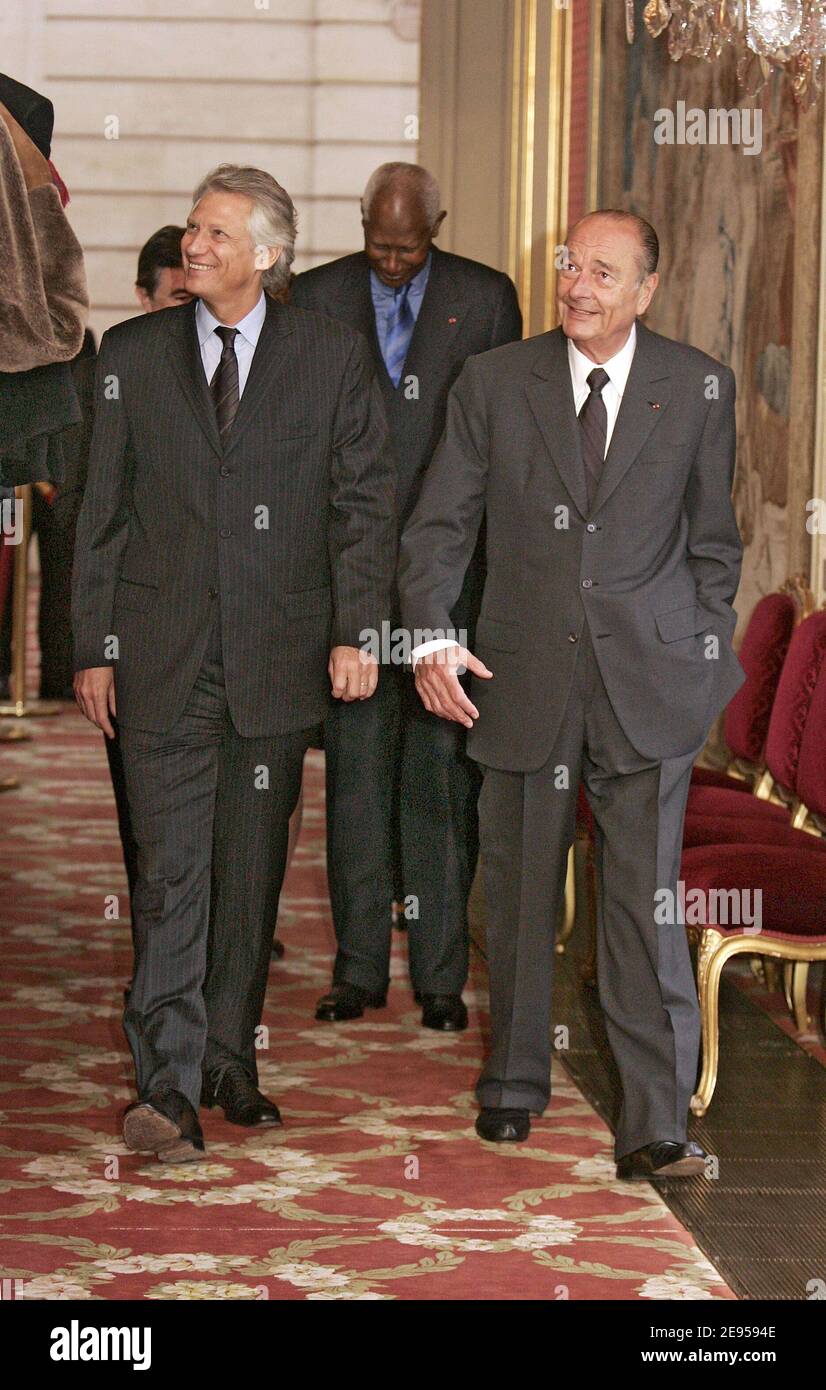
[0,117,88,373]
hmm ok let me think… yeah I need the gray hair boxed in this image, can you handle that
[361,162,441,226]
[191,163,297,294]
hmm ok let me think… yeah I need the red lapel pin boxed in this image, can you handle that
[448,316,457,325]
[650,401,661,410]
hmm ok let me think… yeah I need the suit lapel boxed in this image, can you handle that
[326,255,385,379]
[402,246,466,385]
[164,301,223,459]
[525,328,589,519]
[591,320,672,512]
[525,321,673,519]
[222,295,295,455]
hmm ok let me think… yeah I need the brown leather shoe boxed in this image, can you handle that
[123,1091,205,1163]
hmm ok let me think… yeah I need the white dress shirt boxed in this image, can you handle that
[410,323,638,666]
[567,320,636,454]
[196,291,267,397]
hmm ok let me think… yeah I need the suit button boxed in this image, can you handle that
[219,527,231,538]
[219,465,231,477]
[208,586,218,599]
[568,633,578,643]
[586,523,597,533]
[582,578,593,589]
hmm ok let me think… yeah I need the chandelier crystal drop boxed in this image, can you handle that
[632,0,826,107]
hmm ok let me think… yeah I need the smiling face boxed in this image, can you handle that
[182,189,279,322]
[362,189,445,288]
[557,214,658,362]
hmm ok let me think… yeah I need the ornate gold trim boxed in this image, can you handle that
[543,5,571,333]
[587,0,603,212]
[691,930,826,1115]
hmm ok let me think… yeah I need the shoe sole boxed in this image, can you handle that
[123,1104,203,1163]
[422,1019,468,1032]
[475,1127,530,1143]
[315,1008,365,1022]
[315,998,386,1022]
[226,1112,283,1128]
[618,1156,706,1181]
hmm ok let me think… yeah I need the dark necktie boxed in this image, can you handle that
[210,325,240,441]
[383,283,414,387]
[578,366,610,510]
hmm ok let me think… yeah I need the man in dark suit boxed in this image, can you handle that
[399,211,743,1177]
[61,229,193,903]
[73,163,395,1163]
[291,162,521,1031]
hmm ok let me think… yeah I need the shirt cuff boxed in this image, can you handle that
[410,637,461,667]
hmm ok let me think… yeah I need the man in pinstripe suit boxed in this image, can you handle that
[72,165,395,1163]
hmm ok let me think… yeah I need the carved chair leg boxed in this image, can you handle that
[691,928,726,1116]
[555,843,577,954]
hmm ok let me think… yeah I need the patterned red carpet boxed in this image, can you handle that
[0,705,736,1301]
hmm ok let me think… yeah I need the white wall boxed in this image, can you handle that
[5,0,420,339]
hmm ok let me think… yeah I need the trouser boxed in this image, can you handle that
[324,663,482,996]
[119,615,310,1108]
[476,622,701,1159]
[105,722,139,908]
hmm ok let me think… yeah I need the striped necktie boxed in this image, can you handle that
[578,366,609,511]
[383,282,414,388]
[210,325,240,441]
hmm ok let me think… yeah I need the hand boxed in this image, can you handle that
[0,102,52,191]
[73,666,116,738]
[329,646,379,701]
[414,645,492,728]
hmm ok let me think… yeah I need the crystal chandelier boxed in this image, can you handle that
[627,0,826,108]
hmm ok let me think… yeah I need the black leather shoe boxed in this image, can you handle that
[271,937,285,960]
[421,994,468,1032]
[123,1090,205,1163]
[202,1065,282,1127]
[475,1107,531,1142]
[616,1140,707,1181]
[315,982,386,1022]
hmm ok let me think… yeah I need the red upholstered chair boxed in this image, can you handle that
[683,644,826,1112]
[691,586,799,793]
[685,606,826,836]
[683,843,826,1114]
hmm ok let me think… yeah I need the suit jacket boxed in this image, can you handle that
[72,295,396,738]
[291,245,521,636]
[398,319,744,770]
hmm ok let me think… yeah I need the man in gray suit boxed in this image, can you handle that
[73,164,395,1162]
[399,211,743,1178]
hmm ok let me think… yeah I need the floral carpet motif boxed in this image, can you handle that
[0,709,735,1301]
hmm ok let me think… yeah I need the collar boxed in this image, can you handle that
[370,251,432,304]
[196,291,267,349]
[567,321,637,397]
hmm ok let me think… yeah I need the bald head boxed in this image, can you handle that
[361,162,446,288]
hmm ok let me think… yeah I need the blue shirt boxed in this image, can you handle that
[370,253,432,359]
[196,292,266,398]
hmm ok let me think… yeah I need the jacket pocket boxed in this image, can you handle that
[285,584,332,619]
[655,604,711,643]
[113,577,158,613]
[476,614,520,652]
